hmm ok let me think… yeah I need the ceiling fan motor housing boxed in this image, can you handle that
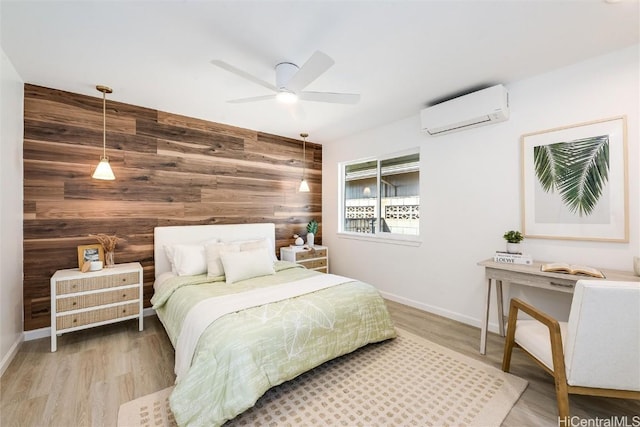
[275,62,299,91]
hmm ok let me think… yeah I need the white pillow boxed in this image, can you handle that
[226,238,278,262]
[164,244,177,274]
[164,239,218,276]
[220,248,275,284]
[171,244,208,276]
[205,242,240,278]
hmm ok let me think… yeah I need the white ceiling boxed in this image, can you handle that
[1,0,638,143]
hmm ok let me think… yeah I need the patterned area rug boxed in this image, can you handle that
[118,328,527,427]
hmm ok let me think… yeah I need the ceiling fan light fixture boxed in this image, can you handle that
[276,90,298,104]
[212,51,359,105]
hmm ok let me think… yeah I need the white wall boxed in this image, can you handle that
[323,45,639,332]
[0,46,24,376]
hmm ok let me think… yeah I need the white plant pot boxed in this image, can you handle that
[307,232,315,247]
[506,242,522,254]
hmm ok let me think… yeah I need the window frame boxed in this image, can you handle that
[338,147,421,246]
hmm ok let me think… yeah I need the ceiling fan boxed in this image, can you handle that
[211,51,360,105]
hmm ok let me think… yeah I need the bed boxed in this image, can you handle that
[151,223,396,426]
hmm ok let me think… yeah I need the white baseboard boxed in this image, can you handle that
[380,291,502,334]
[23,307,157,342]
[24,326,50,341]
[0,333,24,377]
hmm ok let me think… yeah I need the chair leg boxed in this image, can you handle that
[502,334,515,372]
[555,379,570,425]
[502,301,518,372]
[548,323,570,423]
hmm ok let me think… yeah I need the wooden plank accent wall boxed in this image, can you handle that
[23,84,322,331]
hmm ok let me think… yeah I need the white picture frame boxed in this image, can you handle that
[521,116,628,242]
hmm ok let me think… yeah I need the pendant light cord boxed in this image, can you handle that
[102,90,107,160]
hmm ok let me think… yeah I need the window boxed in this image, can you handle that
[340,149,420,238]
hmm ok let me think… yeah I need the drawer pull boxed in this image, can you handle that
[72,318,77,323]
[551,281,574,288]
[122,294,127,298]
[72,302,77,306]
[122,309,127,313]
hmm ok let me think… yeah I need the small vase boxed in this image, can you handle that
[307,232,315,247]
[295,236,304,246]
[105,251,115,268]
[506,243,522,254]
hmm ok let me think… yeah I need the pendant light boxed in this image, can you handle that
[92,85,115,180]
[299,132,310,192]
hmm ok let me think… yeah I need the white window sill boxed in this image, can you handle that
[337,232,422,247]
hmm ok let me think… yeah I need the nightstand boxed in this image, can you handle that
[50,262,143,352]
[280,245,329,273]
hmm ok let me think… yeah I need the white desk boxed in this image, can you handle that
[477,259,640,355]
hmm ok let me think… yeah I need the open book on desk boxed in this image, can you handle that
[540,262,605,278]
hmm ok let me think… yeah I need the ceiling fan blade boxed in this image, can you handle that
[298,91,360,104]
[286,51,335,93]
[227,94,276,104]
[211,59,277,92]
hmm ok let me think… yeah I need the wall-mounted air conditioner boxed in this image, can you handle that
[420,84,509,136]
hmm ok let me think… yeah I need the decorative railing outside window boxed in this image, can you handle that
[344,197,419,235]
[341,150,420,237]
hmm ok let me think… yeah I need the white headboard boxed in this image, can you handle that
[154,223,276,278]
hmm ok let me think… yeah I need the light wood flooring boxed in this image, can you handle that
[2,301,639,426]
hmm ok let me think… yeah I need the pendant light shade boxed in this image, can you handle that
[92,85,115,180]
[299,178,310,192]
[299,132,310,192]
[93,158,115,180]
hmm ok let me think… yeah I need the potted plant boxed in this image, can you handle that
[306,219,318,247]
[503,230,524,254]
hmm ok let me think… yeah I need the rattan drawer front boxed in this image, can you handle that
[299,258,328,269]
[295,248,327,261]
[56,302,139,330]
[56,288,139,312]
[56,272,139,295]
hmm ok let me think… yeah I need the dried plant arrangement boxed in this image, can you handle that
[89,233,125,267]
[89,233,125,252]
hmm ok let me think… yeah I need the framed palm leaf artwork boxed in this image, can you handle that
[521,116,628,242]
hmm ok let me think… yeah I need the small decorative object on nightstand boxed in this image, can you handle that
[50,262,143,352]
[306,219,318,247]
[281,245,328,273]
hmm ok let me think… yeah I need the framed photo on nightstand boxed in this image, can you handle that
[77,244,104,268]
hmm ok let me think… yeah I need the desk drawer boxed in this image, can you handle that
[56,272,139,295]
[56,302,139,330]
[485,267,575,293]
[56,288,139,312]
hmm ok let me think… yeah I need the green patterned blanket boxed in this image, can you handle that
[152,261,396,427]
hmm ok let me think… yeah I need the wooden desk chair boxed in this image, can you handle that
[502,280,640,422]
